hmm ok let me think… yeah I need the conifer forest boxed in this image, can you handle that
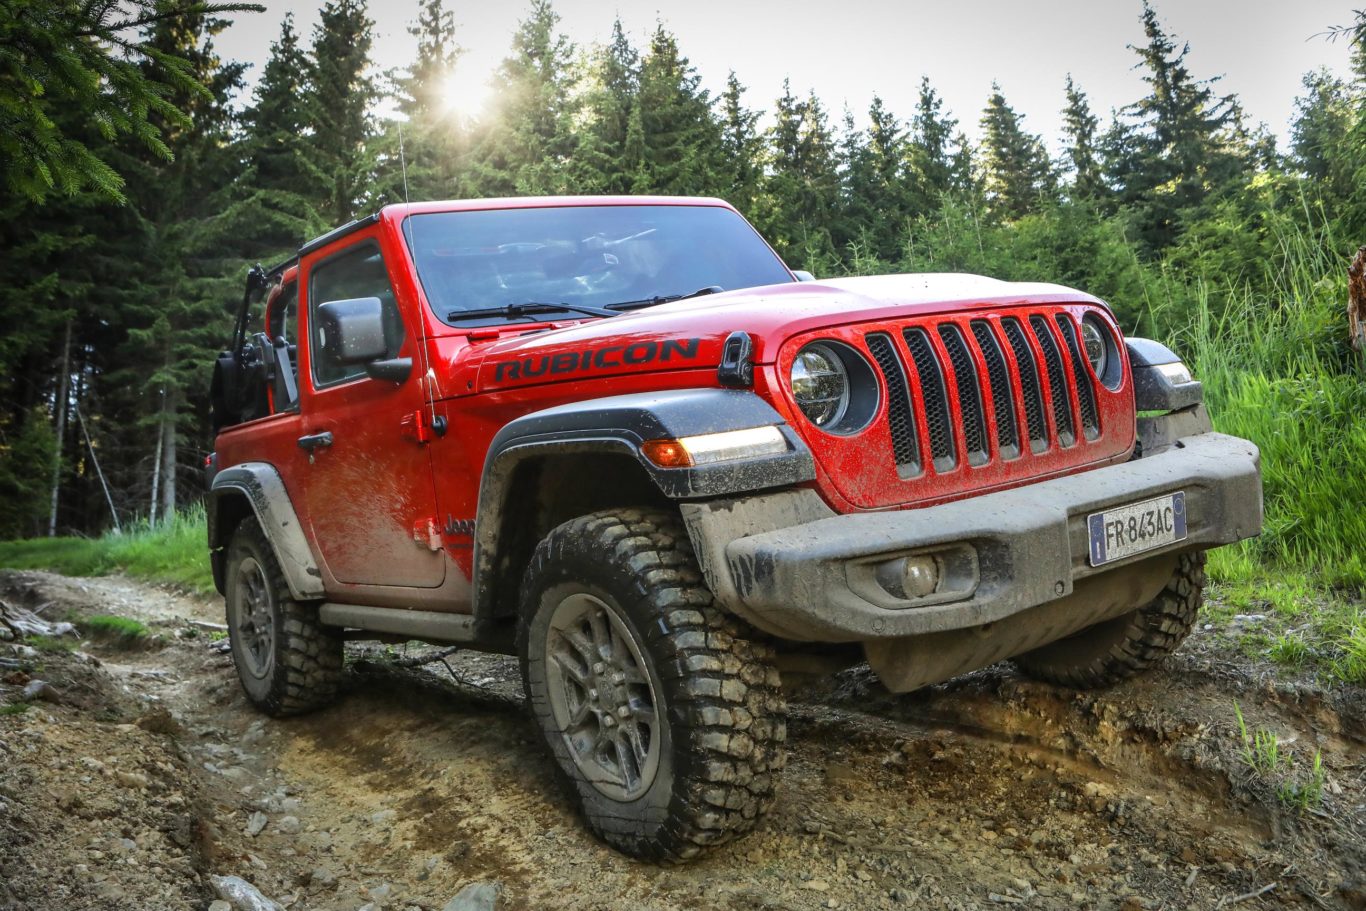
[1,0,1364,602]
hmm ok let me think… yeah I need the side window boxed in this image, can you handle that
[267,280,297,345]
[267,281,300,412]
[308,242,406,387]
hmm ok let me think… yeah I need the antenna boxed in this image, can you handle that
[397,120,411,207]
[396,119,444,435]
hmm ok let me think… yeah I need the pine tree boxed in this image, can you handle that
[246,16,314,188]
[309,0,380,223]
[718,72,763,214]
[0,2,262,533]
[0,407,58,539]
[0,84,113,532]
[1354,10,1366,83]
[1115,2,1247,249]
[908,78,972,210]
[844,96,911,261]
[387,0,464,201]
[760,81,841,267]
[0,191,92,534]
[1329,10,1366,238]
[403,0,462,121]
[105,7,250,522]
[631,25,725,195]
[0,191,95,422]
[1061,75,1104,201]
[1098,110,1141,205]
[575,19,640,194]
[220,14,325,260]
[0,0,255,203]
[472,0,577,195]
[979,84,1054,220]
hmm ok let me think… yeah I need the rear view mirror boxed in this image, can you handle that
[316,297,386,365]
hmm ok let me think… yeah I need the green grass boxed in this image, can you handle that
[22,634,75,654]
[1234,701,1326,812]
[0,504,213,595]
[1235,701,1290,776]
[0,703,30,716]
[84,614,149,641]
[1164,217,1366,590]
[1154,218,1365,682]
[1279,750,1327,812]
[1205,568,1365,685]
[1332,621,1366,684]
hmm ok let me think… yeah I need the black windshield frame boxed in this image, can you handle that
[401,204,795,327]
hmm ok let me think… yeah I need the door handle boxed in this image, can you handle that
[297,431,333,451]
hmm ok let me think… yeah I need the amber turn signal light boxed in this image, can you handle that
[640,439,693,468]
[641,426,788,468]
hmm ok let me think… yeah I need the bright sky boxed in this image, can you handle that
[215,0,1358,151]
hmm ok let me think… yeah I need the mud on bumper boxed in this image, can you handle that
[681,418,1261,644]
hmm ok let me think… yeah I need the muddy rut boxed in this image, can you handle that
[0,570,1362,911]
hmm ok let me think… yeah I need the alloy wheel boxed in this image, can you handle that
[232,556,275,679]
[544,592,661,802]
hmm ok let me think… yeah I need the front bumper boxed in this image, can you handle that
[682,425,1261,642]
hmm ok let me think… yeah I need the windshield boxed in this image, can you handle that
[403,204,794,324]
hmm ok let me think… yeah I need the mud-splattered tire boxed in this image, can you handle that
[224,519,343,717]
[1014,552,1206,689]
[518,508,787,863]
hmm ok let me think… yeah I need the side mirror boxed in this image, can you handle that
[364,358,412,383]
[316,297,387,365]
[793,270,816,282]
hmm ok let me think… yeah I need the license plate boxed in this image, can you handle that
[1087,492,1187,566]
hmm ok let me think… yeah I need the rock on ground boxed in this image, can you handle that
[442,881,502,911]
[210,874,283,911]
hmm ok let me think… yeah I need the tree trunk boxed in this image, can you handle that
[47,319,72,537]
[160,394,177,522]
[1349,245,1365,351]
[75,403,121,534]
[149,411,163,526]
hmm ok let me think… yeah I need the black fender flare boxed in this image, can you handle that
[208,462,324,601]
[471,389,815,620]
[1126,337,1203,412]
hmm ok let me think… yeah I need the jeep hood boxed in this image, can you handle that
[460,273,1105,393]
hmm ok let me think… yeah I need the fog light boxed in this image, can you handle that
[902,556,939,598]
[875,554,941,600]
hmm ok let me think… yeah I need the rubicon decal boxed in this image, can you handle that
[494,337,701,382]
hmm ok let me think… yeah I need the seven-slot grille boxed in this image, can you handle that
[870,311,1104,476]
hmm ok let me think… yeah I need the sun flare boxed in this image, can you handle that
[441,67,493,118]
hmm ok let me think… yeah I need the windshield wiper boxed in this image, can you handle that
[447,301,619,322]
[605,286,725,311]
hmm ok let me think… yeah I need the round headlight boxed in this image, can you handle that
[791,344,850,428]
[1080,317,1108,377]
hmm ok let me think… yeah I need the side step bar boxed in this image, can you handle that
[317,603,512,653]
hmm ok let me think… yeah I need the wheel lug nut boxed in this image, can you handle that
[603,714,615,726]
[616,706,630,719]
[593,662,606,674]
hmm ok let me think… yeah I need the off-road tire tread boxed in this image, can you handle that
[228,520,344,717]
[1015,552,1205,689]
[518,508,787,863]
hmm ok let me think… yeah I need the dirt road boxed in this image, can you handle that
[1,570,1362,910]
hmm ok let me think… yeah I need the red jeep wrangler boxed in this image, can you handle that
[206,196,1262,861]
